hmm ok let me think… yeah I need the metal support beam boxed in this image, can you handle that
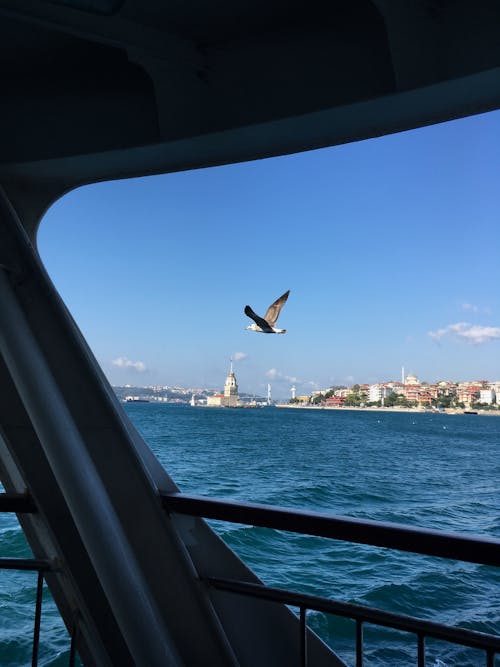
[0,269,181,665]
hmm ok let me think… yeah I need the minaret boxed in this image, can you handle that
[291,385,296,400]
[402,366,405,386]
[267,383,271,406]
[223,358,239,407]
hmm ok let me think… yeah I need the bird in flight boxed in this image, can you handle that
[244,290,290,334]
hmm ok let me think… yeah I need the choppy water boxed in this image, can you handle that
[1,406,499,666]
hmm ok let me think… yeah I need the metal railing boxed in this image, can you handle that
[2,490,499,666]
[162,491,500,667]
[0,493,78,667]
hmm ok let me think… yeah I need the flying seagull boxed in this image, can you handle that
[244,290,290,334]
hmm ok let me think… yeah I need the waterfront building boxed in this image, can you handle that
[457,386,480,407]
[479,389,495,405]
[311,389,327,398]
[404,387,432,406]
[223,360,239,406]
[404,387,420,404]
[491,383,500,400]
[416,390,432,406]
[325,395,345,407]
[403,383,420,398]
[368,385,393,403]
[206,361,240,407]
[206,392,224,407]
[436,381,457,396]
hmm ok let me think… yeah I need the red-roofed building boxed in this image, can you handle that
[457,386,480,406]
[326,396,345,407]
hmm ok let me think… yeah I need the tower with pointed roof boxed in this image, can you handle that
[223,359,239,407]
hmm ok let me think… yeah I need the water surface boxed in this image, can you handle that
[0,406,498,666]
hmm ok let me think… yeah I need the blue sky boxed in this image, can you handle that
[37,110,500,397]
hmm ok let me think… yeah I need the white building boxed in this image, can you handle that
[368,384,393,402]
[479,388,495,405]
[490,383,500,402]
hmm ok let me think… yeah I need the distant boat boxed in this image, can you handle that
[463,410,478,415]
[125,398,150,403]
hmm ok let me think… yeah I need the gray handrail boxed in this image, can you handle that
[162,492,500,566]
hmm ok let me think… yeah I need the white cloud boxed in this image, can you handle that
[429,322,500,345]
[265,368,299,384]
[233,352,248,361]
[461,303,491,315]
[457,325,500,344]
[462,303,480,313]
[112,356,147,372]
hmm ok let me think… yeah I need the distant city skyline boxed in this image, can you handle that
[38,110,500,394]
[111,370,500,396]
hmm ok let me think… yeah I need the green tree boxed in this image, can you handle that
[344,393,362,406]
[384,392,413,408]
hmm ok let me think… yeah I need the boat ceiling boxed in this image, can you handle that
[0,0,500,233]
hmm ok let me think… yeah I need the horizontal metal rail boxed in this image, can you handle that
[161,492,500,566]
[206,577,500,655]
[0,557,51,571]
[0,492,37,513]
[165,492,500,665]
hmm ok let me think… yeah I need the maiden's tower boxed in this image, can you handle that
[206,360,239,407]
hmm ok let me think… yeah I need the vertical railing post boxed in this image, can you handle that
[299,606,307,667]
[486,649,494,667]
[356,619,363,667]
[417,633,425,667]
[32,570,44,667]
[69,616,78,667]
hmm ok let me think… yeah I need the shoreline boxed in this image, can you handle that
[274,404,500,416]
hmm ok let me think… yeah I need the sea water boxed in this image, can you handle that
[0,406,499,666]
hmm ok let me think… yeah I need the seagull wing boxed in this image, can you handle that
[264,290,290,326]
[244,305,274,332]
